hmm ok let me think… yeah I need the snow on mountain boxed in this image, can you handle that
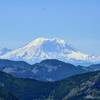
[0,37,99,64]
[0,48,11,56]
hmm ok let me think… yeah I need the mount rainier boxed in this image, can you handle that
[0,37,99,65]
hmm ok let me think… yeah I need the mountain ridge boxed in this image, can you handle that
[0,59,100,81]
[0,59,87,81]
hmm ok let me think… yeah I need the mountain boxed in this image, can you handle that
[0,59,87,81]
[0,37,99,65]
[0,59,33,79]
[31,59,87,81]
[0,48,11,56]
[0,71,56,100]
[0,70,100,100]
[51,71,100,100]
[87,64,100,71]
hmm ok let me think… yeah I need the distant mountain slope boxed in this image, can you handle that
[0,48,11,56]
[0,37,99,65]
[0,59,87,81]
[87,64,100,71]
[0,71,100,100]
[31,59,87,81]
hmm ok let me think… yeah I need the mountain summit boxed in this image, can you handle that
[0,37,99,64]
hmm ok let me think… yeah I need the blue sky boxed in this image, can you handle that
[0,0,100,55]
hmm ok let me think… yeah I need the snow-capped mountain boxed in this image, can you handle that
[0,48,11,56]
[0,37,99,65]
